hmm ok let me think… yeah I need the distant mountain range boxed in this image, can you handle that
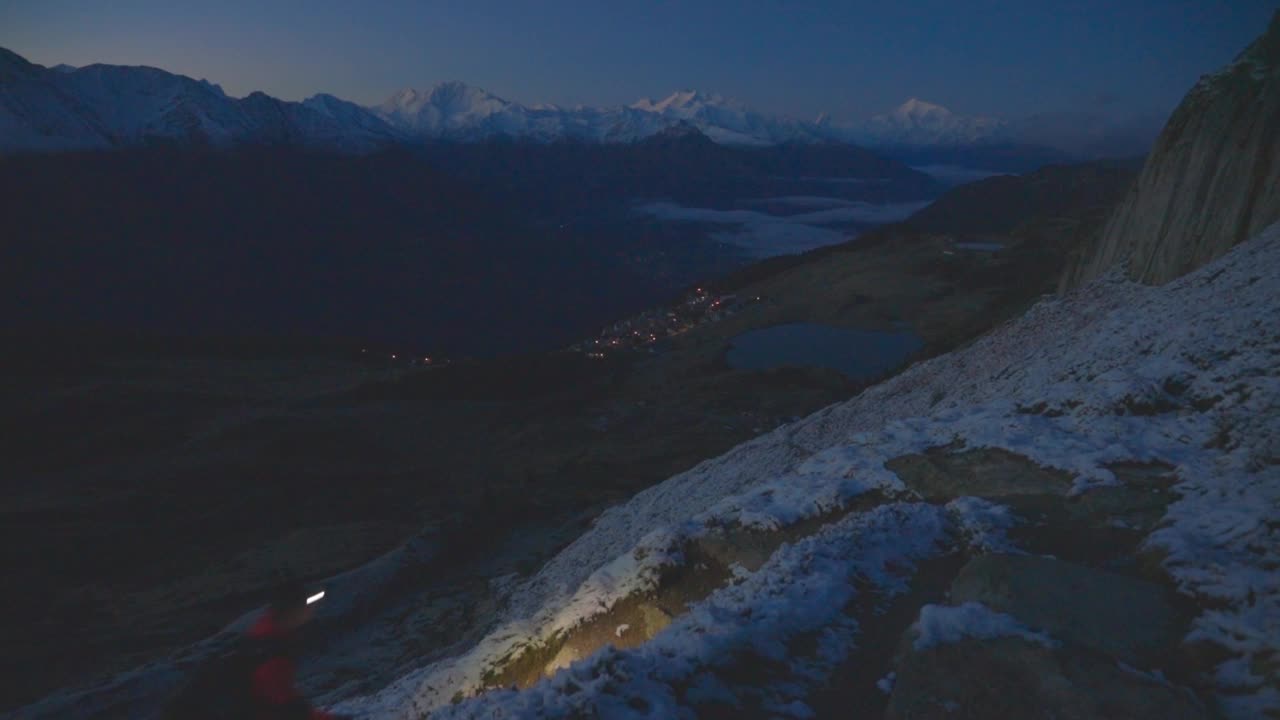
[0,48,404,153]
[1,47,1158,157]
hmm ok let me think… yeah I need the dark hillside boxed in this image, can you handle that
[710,159,1138,294]
[418,132,942,214]
[0,148,655,355]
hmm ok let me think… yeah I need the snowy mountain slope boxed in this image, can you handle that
[372,85,713,143]
[375,83,515,135]
[339,221,1279,718]
[300,93,409,147]
[0,48,113,151]
[0,49,402,152]
[239,91,407,150]
[59,63,252,146]
[629,90,825,145]
[849,97,1007,147]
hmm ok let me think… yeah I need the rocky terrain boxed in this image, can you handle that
[1063,11,1280,289]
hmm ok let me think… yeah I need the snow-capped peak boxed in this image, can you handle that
[378,82,504,113]
[632,89,742,114]
[373,82,515,134]
[891,97,953,119]
[857,97,1007,147]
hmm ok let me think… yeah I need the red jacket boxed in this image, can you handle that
[247,610,334,720]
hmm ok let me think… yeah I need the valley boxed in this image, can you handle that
[0,132,950,358]
[3,9,1276,718]
[2,156,1135,714]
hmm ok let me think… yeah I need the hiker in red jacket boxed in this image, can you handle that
[247,582,343,720]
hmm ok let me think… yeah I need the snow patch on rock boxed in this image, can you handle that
[912,602,1057,650]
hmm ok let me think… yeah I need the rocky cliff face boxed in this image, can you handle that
[1062,12,1280,290]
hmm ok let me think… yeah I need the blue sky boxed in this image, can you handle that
[0,1,1273,120]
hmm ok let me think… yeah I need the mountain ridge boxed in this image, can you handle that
[0,47,1155,157]
[0,49,403,153]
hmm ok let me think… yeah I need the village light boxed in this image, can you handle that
[306,590,325,605]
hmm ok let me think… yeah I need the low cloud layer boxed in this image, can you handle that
[638,199,930,257]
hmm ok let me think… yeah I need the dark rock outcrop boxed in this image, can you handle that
[1062,12,1280,289]
[948,554,1184,665]
[886,636,1208,720]
[886,447,1074,499]
[886,554,1205,719]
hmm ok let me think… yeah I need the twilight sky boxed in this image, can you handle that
[0,0,1273,121]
